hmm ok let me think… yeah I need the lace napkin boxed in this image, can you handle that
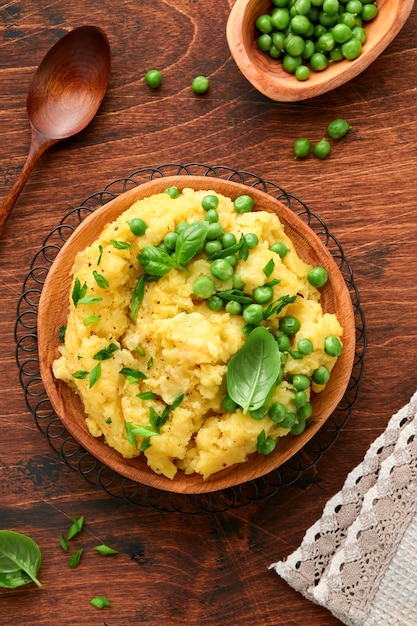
[270,391,417,626]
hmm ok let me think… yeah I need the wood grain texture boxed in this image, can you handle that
[1,1,416,624]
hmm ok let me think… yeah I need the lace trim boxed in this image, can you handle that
[270,391,417,625]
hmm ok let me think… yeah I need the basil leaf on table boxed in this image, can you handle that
[0,530,42,588]
[174,221,209,267]
[226,326,281,414]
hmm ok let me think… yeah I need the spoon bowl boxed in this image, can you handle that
[0,26,111,237]
[226,0,415,102]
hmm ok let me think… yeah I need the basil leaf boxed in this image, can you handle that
[174,221,209,266]
[0,530,42,588]
[226,326,280,414]
[137,246,179,276]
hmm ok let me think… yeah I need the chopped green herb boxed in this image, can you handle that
[136,391,158,401]
[110,239,132,250]
[58,325,66,342]
[68,547,83,569]
[263,258,275,278]
[147,357,153,370]
[119,367,147,383]
[92,270,109,289]
[135,345,146,356]
[83,315,101,326]
[76,295,103,306]
[125,422,159,447]
[89,363,102,388]
[97,244,103,265]
[172,393,185,411]
[71,277,88,306]
[67,514,84,540]
[90,595,111,609]
[94,544,118,556]
[93,343,119,361]
[131,274,146,321]
[105,417,112,424]
[59,535,69,552]
[72,370,89,380]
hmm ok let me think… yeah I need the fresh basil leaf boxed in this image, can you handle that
[92,270,109,289]
[174,221,209,266]
[0,530,42,588]
[226,326,281,414]
[137,246,179,276]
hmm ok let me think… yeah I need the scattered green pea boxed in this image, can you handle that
[307,266,328,287]
[313,138,331,159]
[297,337,313,355]
[327,118,352,139]
[144,69,162,88]
[279,315,300,336]
[225,300,242,315]
[243,303,264,324]
[165,186,180,199]
[210,258,234,281]
[202,194,219,211]
[312,364,331,385]
[294,137,311,159]
[191,75,209,94]
[324,335,343,356]
[193,276,216,299]
[234,194,254,214]
[244,232,259,249]
[127,218,147,236]
[271,242,289,258]
[253,285,273,304]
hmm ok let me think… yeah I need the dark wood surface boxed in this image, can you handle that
[1,1,416,624]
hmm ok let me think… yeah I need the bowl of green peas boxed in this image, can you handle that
[226,0,414,101]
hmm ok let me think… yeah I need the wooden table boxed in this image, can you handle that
[1,1,416,624]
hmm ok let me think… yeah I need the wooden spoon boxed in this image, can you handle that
[0,25,111,238]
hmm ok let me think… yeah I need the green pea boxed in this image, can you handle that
[332,23,352,43]
[275,332,291,351]
[192,276,216,299]
[191,75,209,94]
[163,231,178,250]
[313,138,331,159]
[352,25,367,43]
[297,402,313,420]
[329,46,343,61]
[256,14,274,33]
[318,10,338,26]
[269,45,282,59]
[290,15,312,35]
[271,241,290,257]
[210,259,234,281]
[207,295,223,311]
[233,195,254,214]
[224,254,238,268]
[290,417,307,435]
[272,31,286,51]
[324,335,343,356]
[279,315,300,335]
[323,0,339,14]
[258,33,272,52]
[283,53,302,73]
[253,285,274,304]
[294,390,308,407]
[205,239,222,255]
[222,232,237,248]
[295,64,311,81]
[243,303,264,324]
[295,0,312,15]
[327,118,352,139]
[271,7,290,30]
[127,218,147,236]
[175,221,188,234]
[339,12,356,27]
[202,194,219,211]
[233,274,245,290]
[279,413,297,429]
[269,402,287,423]
[285,33,305,57]
[165,186,180,199]
[312,364,330,385]
[225,300,242,315]
[204,208,219,223]
[206,222,223,240]
[297,337,313,354]
[342,37,362,60]
[292,373,310,390]
[302,39,315,59]
[307,266,328,287]
[346,0,362,13]
[361,3,377,20]
[244,232,259,249]
[145,69,162,88]
[310,51,328,71]
[250,406,268,420]
[318,32,335,52]
[222,395,238,412]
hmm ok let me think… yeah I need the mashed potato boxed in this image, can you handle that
[53,187,343,480]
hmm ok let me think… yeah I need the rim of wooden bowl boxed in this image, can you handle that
[38,176,355,494]
[226,0,415,102]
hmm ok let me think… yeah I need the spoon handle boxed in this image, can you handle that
[0,129,55,239]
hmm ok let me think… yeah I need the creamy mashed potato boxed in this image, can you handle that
[53,188,343,480]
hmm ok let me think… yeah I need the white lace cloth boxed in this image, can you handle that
[270,391,417,626]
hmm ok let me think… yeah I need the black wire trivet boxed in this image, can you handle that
[15,163,366,514]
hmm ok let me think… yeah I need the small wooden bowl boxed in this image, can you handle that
[38,176,355,494]
[226,0,415,102]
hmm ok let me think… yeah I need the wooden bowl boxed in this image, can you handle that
[38,176,355,494]
[226,0,415,102]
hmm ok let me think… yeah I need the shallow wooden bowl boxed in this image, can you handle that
[226,0,415,102]
[38,176,355,494]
